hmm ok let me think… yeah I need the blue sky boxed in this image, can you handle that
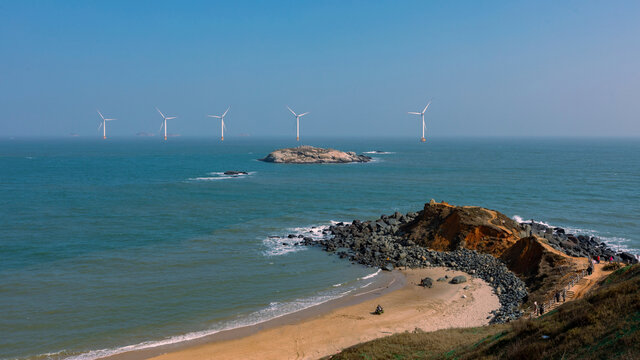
[1,0,639,137]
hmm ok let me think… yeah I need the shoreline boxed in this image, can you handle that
[99,269,405,360]
[103,267,499,360]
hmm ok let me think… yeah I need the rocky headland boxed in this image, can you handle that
[285,201,636,324]
[259,145,372,164]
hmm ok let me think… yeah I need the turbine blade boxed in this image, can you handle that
[408,112,421,115]
[165,117,176,120]
[422,101,431,114]
[209,115,221,119]
[98,122,103,130]
[222,106,230,117]
[97,110,105,120]
[286,106,297,116]
[105,118,116,121]
[159,121,164,132]
[299,112,309,117]
[156,107,166,119]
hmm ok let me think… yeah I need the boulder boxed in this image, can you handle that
[382,263,394,271]
[420,277,434,288]
[450,275,467,284]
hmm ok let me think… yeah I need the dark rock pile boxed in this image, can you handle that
[522,222,637,263]
[301,211,527,323]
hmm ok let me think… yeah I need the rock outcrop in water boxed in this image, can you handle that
[260,146,372,164]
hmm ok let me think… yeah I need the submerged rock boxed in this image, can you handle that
[224,171,248,175]
[260,146,372,164]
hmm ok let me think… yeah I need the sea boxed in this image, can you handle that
[1,137,638,360]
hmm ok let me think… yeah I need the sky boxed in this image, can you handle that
[0,0,639,138]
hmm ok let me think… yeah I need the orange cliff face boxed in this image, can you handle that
[399,201,590,302]
[401,201,524,257]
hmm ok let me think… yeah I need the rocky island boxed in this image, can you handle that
[259,145,372,164]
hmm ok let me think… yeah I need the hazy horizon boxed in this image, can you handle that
[1,1,639,138]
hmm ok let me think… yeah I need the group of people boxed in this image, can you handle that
[533,288,567,316]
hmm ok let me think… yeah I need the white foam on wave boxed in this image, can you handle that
[187,171,255,182]
[262,222,336,257]
[511,215,553,227]
[512,215,638,255]
[362,151,395,154]
[358,269,381,280]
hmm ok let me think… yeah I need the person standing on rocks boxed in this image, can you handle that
[562,289,567,302]
[534,301,539,316]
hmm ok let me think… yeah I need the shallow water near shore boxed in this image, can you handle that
[1,137,638,360]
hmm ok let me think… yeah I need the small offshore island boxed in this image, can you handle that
[260,145,372,163]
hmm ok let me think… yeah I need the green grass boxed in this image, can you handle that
[327,265,640,360]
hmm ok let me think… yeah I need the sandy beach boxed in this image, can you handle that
[107,267,499,360]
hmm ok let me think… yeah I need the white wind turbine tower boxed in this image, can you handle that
[207,107,230,141]
[156,107,177,141]
[97,110,116,139]
[287,106,309,141]
[408,101,431,142]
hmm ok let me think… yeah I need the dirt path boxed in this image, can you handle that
[535,262,612,316]
[485,209,513,235]
[572,263,611,299]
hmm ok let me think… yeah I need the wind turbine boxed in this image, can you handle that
[97,110,116,139]
[156,107,176,141]
[207,107,230,141]
[408,101,431,142]
[287,106,309,141]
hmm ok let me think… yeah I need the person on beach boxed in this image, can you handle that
[610,256,614,262]
[597,255,600,264]
[562,289,566,302]
[374,305,384,315]
[539,303,544,316]
[534,301,539,315]
[555,291,560,303]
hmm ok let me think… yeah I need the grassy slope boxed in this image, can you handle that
[327,264,640,360]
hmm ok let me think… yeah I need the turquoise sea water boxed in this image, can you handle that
[1,137,638,359]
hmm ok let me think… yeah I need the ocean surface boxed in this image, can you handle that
[1,137,638,359]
